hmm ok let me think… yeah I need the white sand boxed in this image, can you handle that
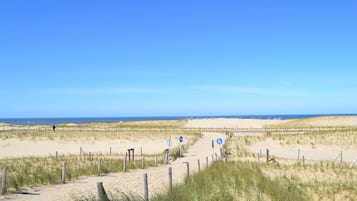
[0,138,182,159]
[185,118,289,128]
[2,132,226,201]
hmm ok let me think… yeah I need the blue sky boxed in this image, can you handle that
[1,0,357,117]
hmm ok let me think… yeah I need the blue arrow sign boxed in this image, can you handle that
[216,138,223,145]
[179,135,183,143]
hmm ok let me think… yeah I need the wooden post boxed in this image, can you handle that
[133,149,135,161]
[123,153,127,172]
[141,146,143,156]
[128,149,131,162]
[155,154,157,166]
[303,156,305,167]
[206,156,208,168]
[110,147,112,155]
[56,151,59,160]
[142,156,145,169]
[97,182,109,201]
[298,149,300,160]
[184,162,189,177]
[340,151,343,163]
[259,149,262,158]
[198,159,201,172]
[143,173,148,201]
[266,149,269,163]
[164,149,169,164]
[168,167,172,192]
[62,162,66,184]
[98,159,102,176]
[2,166,7,194]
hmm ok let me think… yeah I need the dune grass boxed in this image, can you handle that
[0,153,158,191]
[265,116,357,129]
[0,120,203,140]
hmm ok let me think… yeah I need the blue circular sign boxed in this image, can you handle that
[216,138,223,145]
[179,135,183,143]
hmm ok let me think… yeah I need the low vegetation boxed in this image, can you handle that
[0,153,157,191]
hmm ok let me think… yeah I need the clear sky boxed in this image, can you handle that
[1,0,357,118]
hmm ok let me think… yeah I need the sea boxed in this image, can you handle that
[0,114,356,125]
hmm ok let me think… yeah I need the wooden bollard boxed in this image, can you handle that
[198,159,201,172]
[168,167,172,192]
[142,156,145,169]
[56,151,59,160]
[340,151,343,163]
[97,182,109,201]
[184,162,189,177]
[266,149,269,163]
[62,162,66,184]
[2,166,8,194]
[143,173,149,201]
[206,156,208,168]
[98,159,102,176]
[155,154,157,166]
[123,153,127,172]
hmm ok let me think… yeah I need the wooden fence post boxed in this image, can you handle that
[168,167,172,192]
[155,154,157,166]
[303,156,305,167]
[206,156,208,168]
[62,162,66,184]
[184,162,189,177]
[2,166,7,194]
[98,159,102,176]
[110,147,112,155]
[198,159,201,172]
[97,182,109,201]
[142,156,145,169]
[123,153,127,172]
[266,149,269,163]
[340,151,343,163]
[144,173,149,201]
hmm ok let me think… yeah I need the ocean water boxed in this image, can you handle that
[0,114,356,125]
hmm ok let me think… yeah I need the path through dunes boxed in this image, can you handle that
[2,132,226,201]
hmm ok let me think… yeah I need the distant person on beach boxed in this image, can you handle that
[52,125,56,132]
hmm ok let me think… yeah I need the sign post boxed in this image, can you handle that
[211,139,214,160]
[216,138,223,159]
[179,135,183,157]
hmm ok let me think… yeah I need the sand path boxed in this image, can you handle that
[2,132,226,201]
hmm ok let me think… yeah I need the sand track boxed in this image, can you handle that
[2,132,226,201]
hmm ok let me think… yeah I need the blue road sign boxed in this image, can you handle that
[179,135,184,143]
[216,138,223,145]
